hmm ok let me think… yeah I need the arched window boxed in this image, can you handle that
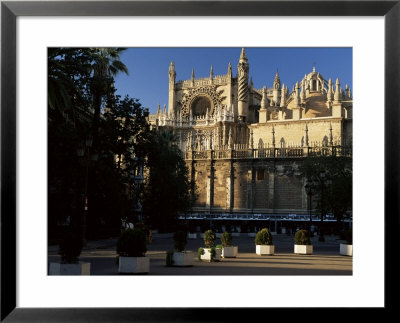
[191,96,211,117]
[280,138,285,148]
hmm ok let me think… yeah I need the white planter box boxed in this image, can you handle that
[340,243,353,256]
[231,232,241,237]
[187,233,197,239]
[294,245,313,255]
[248,232,256,237]
[49,262,91,275]
[256,245,275,255]
[172,251,194,266]
[200,248,222,262]
[222,246,238,258]
[119,256,150,274]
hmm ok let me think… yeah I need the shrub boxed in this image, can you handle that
[255,228,273,245]
[215,244,223,249]
[58,230,83,264]
[117,228,147,257]
[203,230,216,248]
[198,247,205,260]
[221,232,233,247]
[210,247,216,261]
[341,229,352,244]
[294,229,311,245]
[173,230,187,252]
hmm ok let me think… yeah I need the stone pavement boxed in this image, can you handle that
[48,233,352,275]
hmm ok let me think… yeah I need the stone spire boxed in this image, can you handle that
[292,82,303,120]
[346,85,352,99]
[210,65,214,79]
[237,48,249,120]
[227,62,232,77]
[332,78,343,118]
[168,62,176,118]
[240,47,247,61]
[273,69,281,88]
[334,78,341,103]
[168,61,176,82]
[327,78,334,102]
[295,82,301,107]
[300,79,306,103]
[259,86,268,123]
[272,69,281,106]
[261,86,268,110]
[280,84,287,107]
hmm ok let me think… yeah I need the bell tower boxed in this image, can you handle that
[237,48,249,121]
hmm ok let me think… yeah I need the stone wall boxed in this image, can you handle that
[250,118,351,147]
[189,157,311,215]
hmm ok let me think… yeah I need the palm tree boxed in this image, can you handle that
[89,48,129,149]
[48,48,94,126]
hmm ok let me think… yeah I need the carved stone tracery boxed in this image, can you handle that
[180,86,225,118]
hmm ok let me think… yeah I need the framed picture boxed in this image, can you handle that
[1,1,398,321]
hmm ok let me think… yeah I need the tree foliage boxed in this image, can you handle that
[301,155,352,223]
[141,128,196,232]
[48,47,148,240]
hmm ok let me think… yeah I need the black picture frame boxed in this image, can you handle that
[1,1,398,321]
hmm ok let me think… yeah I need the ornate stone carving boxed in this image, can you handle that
[237,62,249,102]
[180,86,225,117]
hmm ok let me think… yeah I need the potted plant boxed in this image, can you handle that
[198,229,221,262]
[117,228,149,274]
[339,229,353,256]
[255,228,275,255]
[220,232,238,258]
[49,229,90,275]
[167,230,194,266]
[294,229,313,254]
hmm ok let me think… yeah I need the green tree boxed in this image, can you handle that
[48,48,95,240]
[100,94,151,225]
[89,48,128,150]
[301,155,352,234]
[48,47,136,240]
[142,129,196,232]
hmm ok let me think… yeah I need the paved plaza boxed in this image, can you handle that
[48,233,352,275]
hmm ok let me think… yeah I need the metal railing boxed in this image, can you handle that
[185,145,351,160]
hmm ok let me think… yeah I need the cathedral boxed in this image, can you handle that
[149,48,352,231]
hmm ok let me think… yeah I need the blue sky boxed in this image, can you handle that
[113,47,352,115]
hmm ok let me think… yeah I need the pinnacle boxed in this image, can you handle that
[240,48,247,61]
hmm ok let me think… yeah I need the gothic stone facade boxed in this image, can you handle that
[150,48,352,216]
